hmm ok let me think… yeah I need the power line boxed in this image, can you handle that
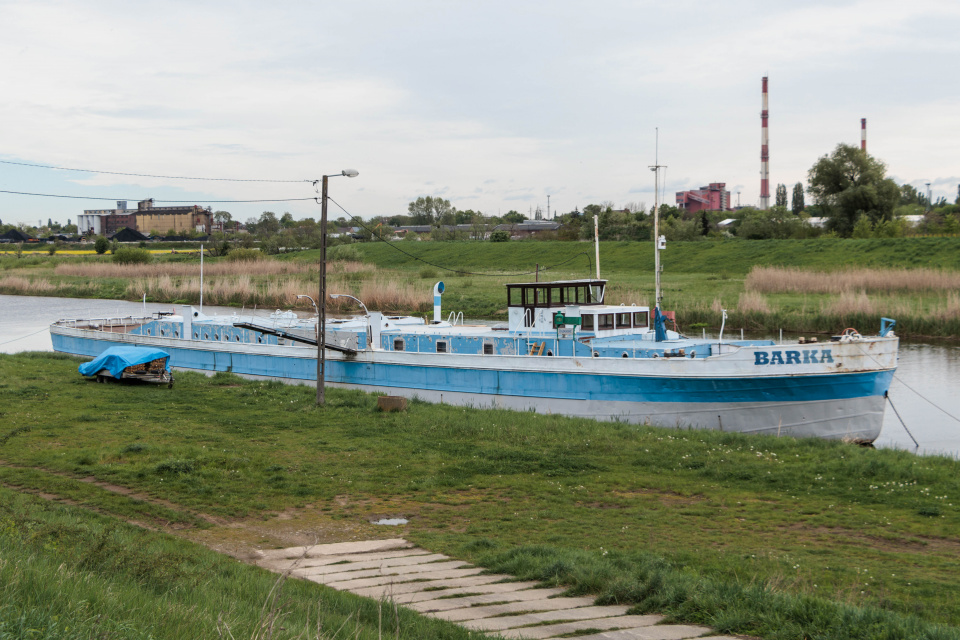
[0,189,317,204]
[327,196,593,278]
[0,159,309,183]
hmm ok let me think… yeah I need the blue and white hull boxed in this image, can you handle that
[50,317,897,443]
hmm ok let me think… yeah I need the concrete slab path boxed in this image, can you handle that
[253,539,742,640]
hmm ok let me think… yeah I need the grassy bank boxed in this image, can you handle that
[2,353,959,638]
[0,487,475,639]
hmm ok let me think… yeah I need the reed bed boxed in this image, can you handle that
[746,265,960,294]
[737,290,771,314]
[0,275,56,293]
[120,273,431,314]
[56,261,313,278]
[604,285,649,307]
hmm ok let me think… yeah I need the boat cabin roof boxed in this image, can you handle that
[506,279,607,309]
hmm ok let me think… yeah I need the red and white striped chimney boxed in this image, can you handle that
[759,76,770,209]
[861,118,867,152]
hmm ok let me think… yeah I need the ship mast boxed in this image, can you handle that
[649,129,666,310]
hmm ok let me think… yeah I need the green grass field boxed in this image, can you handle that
[2,353,960,638]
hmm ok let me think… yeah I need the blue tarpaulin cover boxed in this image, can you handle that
[654,306,667,342]
[78,346,171,378]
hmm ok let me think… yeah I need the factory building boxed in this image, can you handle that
[675,183,731,212]
[79,199,212,237]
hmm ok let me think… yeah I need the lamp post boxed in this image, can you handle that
[329,293,369,316]
[317,169,359,406]
[295,294,319,317]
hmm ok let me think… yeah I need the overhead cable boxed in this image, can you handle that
[0,189,316,204]
[0,159,308,183]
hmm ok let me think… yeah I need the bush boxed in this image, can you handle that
[224,248,263,262]
[112,247,152,265]
[94,237,109,254]
[328,244,362,262]
[490,230,510,242]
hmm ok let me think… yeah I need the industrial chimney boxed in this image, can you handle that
[759,76,770,209]
[861,118,867,153]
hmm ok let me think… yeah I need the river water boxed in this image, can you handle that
[3,294,959,458]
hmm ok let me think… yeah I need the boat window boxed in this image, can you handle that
[633,311,649,327]
[194,332,199,339]
[598,314,614,330]
[589,284,604,303]
[174,331,179,338]
[204,332,209,339]
[436,341,447,353]
[545,350,553,356]
[483,342,494,355]
[581,314,594,330]
[508,288,521,306]
[235,335,240,341]
[146,329,152,335]
[394,338,404,352]
[616,313,632,328]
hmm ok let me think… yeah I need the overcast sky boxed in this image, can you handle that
[1,0,958,226]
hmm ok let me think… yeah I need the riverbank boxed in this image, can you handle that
[3,237,960,338]
[2,353,959,638]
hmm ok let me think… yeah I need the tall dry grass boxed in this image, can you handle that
[0,276,56,293]
[122,273,431,313]
[746,265,960,294]
[56,261,312,278]
[738,291,771,314]
[56,259,373,279]
[604,285,649,307]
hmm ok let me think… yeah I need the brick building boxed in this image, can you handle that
[676,183,731,213]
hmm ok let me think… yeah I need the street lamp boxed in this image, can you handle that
[317,169,359,406]
[295,294,319,317]
[329,293,369,316]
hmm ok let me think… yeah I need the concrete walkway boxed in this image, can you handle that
[254,538,743,640]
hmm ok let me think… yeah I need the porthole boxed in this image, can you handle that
[257,336,263,343]
[235,335,240,341]
[147,329,152,335]
[194,332,199,339]
[592,351,599,357]
[214,334,219,340]
[545,350,553,356]
[204,333,209,339]
[174,331,179,338]
[622,352,629,358]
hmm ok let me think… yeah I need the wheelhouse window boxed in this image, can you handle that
[633,311,649,327]
[616,313,632,328]
[393,338,404,351]
[598,314,614,330]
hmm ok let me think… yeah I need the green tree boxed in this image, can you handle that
[791,182,805,215]
[851,214,874,238]
[407,196,455,225]
[775,184,788,208]
[280,212,295,228]
[899,184,919,205]
[807,144,900,236]
[489,229,510,242]
[94,236,109,254]
[501,210,526,224]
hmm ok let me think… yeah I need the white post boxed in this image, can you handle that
[199,244,204,311]
[593,214,600,279]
